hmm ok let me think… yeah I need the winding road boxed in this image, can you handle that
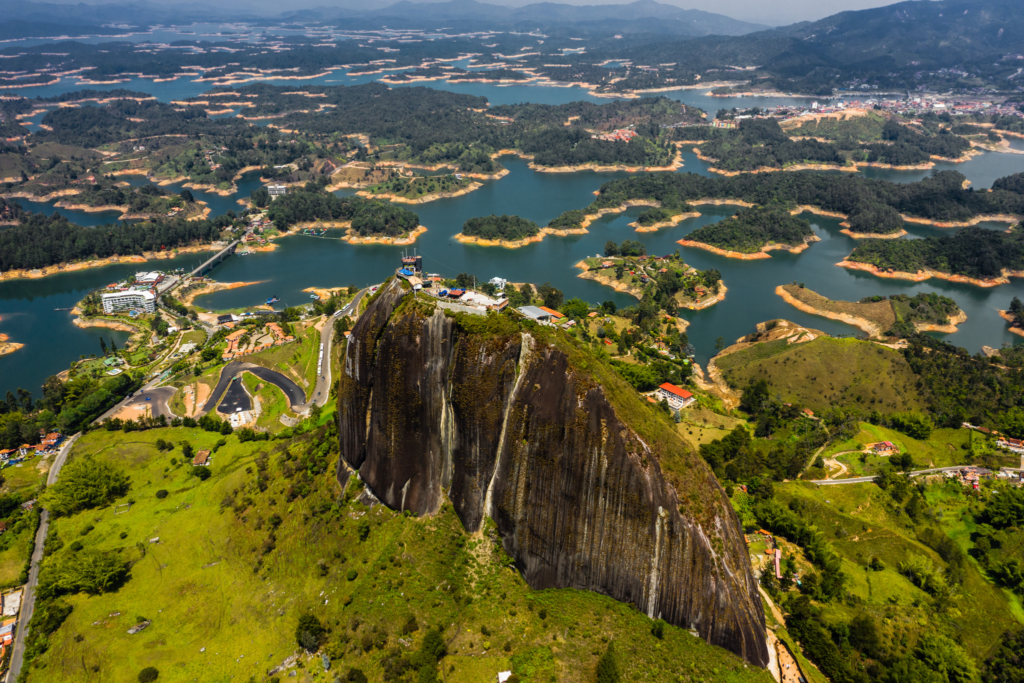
[7,432,80,682]
[308,289,366,409]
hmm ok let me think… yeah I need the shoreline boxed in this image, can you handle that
[776,285,883,337]
[630,211,701,232]
[574,260,645,299]
[839,228,908,239]
[454,232,545,249]
[915,310,968,334]
[998,310,1024,338]
[899,213,1019,229]
[837,260,1024,287]
[678,235,821,260]
[0,321,23,356]
[356,181,483,204]
[71,317,139,334]
[0,243,223,283]
[342,225,427,246]
[180,280,266,307]
[679,280,728,311]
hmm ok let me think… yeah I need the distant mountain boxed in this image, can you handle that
[284,0,767,36]
[769,0,1024,66]
[611,0,1024,92]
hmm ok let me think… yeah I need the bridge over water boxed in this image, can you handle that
[190,239,240,277]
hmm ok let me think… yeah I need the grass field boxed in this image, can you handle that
[0,459,45,588]
[781,111,888,142]
[27,427,773,683]
[716,336,926,414]
[765,481,1023,663]
[677,406,747,450]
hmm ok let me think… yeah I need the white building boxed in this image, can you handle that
[134,271,162,285]
[267,184,288,198]
[656,383,696,410]
[488,277,508,291]
[102,289,156,314]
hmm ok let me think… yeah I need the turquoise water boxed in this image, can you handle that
[4,75,1024,396]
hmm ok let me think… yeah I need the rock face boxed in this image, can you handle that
[337,280,769,667]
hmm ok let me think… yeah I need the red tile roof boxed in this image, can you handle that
[658,383,693,400]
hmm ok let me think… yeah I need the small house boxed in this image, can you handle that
[193,450,211,467]
[870,441,897,455]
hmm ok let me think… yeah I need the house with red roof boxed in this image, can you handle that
[656,383,695,410]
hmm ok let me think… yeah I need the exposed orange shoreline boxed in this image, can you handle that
[998,310,1024,338]
[837,260,1024,287]
[678,235,821,260]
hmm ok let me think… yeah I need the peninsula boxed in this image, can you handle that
[776,284,967,337]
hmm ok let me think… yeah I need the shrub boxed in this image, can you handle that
[357,518,370,542]
[346,668,368,683]
[155,490,168,499]
[40,457,129,517]
[651,619,666,639]
[138,667,159,682]
[69,541,83,552]
[191,466,211,481]
[347,569,358,581]
[296,613,325,652]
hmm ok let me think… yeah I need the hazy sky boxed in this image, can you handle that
[41,0,909,28]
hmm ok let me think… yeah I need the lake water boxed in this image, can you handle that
[4,72,1024,397]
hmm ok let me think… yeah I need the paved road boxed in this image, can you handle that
[308,289,366,409]
[202,361,306,415]
[811,465,1023,485]
[7,432,80,682]
[118,387,177,419]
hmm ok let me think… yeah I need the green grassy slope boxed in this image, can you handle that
[716,337,926,413]
[26,426,773,683]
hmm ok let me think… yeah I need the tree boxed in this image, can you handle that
[596,641,620,683]
[138,667,159,682]
[454,273,475,289]
[179,189,194,203]
[561,298,589,319]
[100,337,108,356]
[999,407,1024,440]
[599,301,617,315]
[191,466,211,481]
[296,613,325,652]
[715,336,725,351]
[604,240,620,256]
[537,282,563,310]
[40,458,129,517]
[518,283,534,305]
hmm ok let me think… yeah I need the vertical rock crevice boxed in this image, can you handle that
[337,288,769,668]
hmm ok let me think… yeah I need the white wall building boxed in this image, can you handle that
[102,289,156,314]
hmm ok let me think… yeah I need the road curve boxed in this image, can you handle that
[7,432,81,681]
[202,361,307,415]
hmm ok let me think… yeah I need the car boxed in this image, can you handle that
[145,397,152,401]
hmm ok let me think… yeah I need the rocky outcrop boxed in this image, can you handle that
[337,279,769,667]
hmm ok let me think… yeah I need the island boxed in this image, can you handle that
[576,242,726,310]
[678,206,819,259]
[454,214,541,248]
[358,173,482,204]
[265,184,425,245]
[776,284,967,337]
[839,226,1024,287]
[839,203,908,239]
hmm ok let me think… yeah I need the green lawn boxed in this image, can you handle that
[28,427,773,683]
